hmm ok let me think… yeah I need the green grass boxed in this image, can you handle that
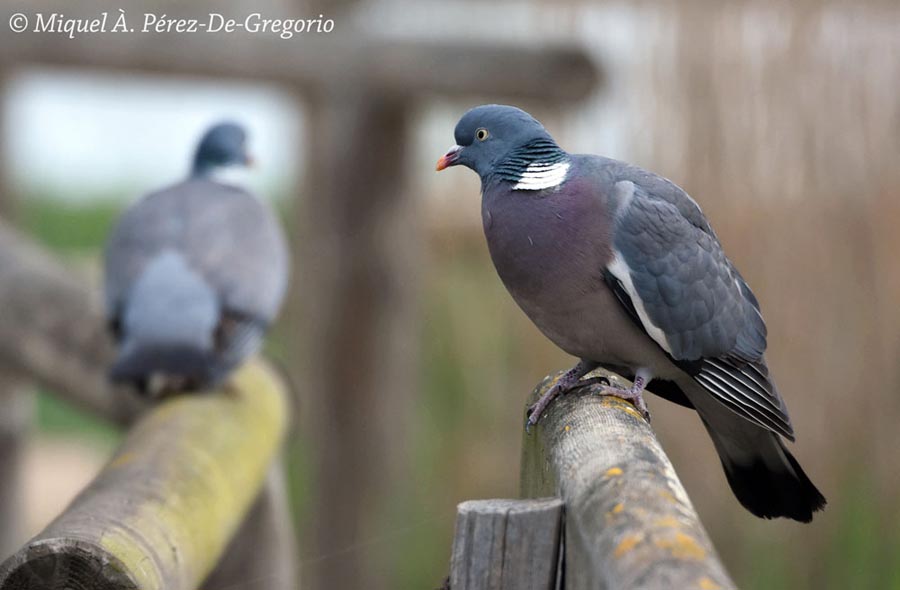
[20,196,121,252]
[34,389,121,447]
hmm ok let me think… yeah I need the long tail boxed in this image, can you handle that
[109,251,222,392]
[696,394,826,522]
[110,341,217,391]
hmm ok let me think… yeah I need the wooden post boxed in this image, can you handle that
[0,360,289,590]
[520,371,736,590]
[0,70,32,560]
[298,87,417,590]
[0,374,31,559]
[449,498,564,590]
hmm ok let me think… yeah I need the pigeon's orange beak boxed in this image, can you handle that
[436,145,462,171]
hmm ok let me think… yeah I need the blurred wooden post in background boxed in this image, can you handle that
[519,372,735,590]
[0,69,32,559]
[0,374,30,560]
[300,88,418,590]
[291,3,601,589]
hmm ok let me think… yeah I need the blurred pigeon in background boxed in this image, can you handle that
[437,104,825,522]
[104,122,289,394]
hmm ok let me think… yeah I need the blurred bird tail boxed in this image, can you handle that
[110,342,217,393]
[700,405,826,522]
[110,250,223,393]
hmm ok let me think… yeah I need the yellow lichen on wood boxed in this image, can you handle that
[613,534,643,558]
[605,502,625,523]
[654,532,707,560]
[100,359,288,588]
[699,576,723,590]
[0,358,289,590]
[659,489,677,503]
[653,516,682,529]
[520,370,736,589]
[597,393,645,421]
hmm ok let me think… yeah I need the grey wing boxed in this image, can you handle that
[605,178,794,440]
[181,181,290,324]
[103,188,188,326]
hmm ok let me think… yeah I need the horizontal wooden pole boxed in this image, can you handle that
[0,221,298,587]
[520,371,735,590]
[201,465,298,590]
[0,220,145,425]
[450,498,563,590]
[0,1,600,101]
[0,359,289,590]
[0,376,32,559]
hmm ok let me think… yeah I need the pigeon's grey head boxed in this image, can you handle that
[436,105,556,178]
[191,122,251,176]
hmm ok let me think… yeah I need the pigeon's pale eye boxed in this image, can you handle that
[475,128,490,141]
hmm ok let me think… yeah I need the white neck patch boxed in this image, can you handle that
[207,164,252,188]
[512,160,571,191]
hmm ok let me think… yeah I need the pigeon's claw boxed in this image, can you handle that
[524,360,601,433]
[591,371,652,422]
[525,384,563,432]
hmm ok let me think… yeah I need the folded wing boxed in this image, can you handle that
[602,173,794,440]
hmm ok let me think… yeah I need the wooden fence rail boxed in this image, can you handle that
[0,0,598,102]
[0,377,30,559]
[0,221,298,590]
[449,371,736,590]
[0,360,287,590]
[0,219,145,425]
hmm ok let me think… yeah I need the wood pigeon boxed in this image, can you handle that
[437,104,825,522]
[104,122,289,394]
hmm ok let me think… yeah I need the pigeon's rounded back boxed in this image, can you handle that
[104,179,289,325]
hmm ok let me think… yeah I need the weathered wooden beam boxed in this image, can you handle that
[0,220,145,425]
[0,69,34,561]
[0,221,298,587]
[0,68,30,560]
[0,376,32,560]
[449,498,564,590]
[201,464,299,590]
[520,371,735,590]
[0,359,288,590]
[0,2,599,101]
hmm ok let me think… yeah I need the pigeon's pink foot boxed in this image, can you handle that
[592,372,651,421]
[526,360,603,431]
